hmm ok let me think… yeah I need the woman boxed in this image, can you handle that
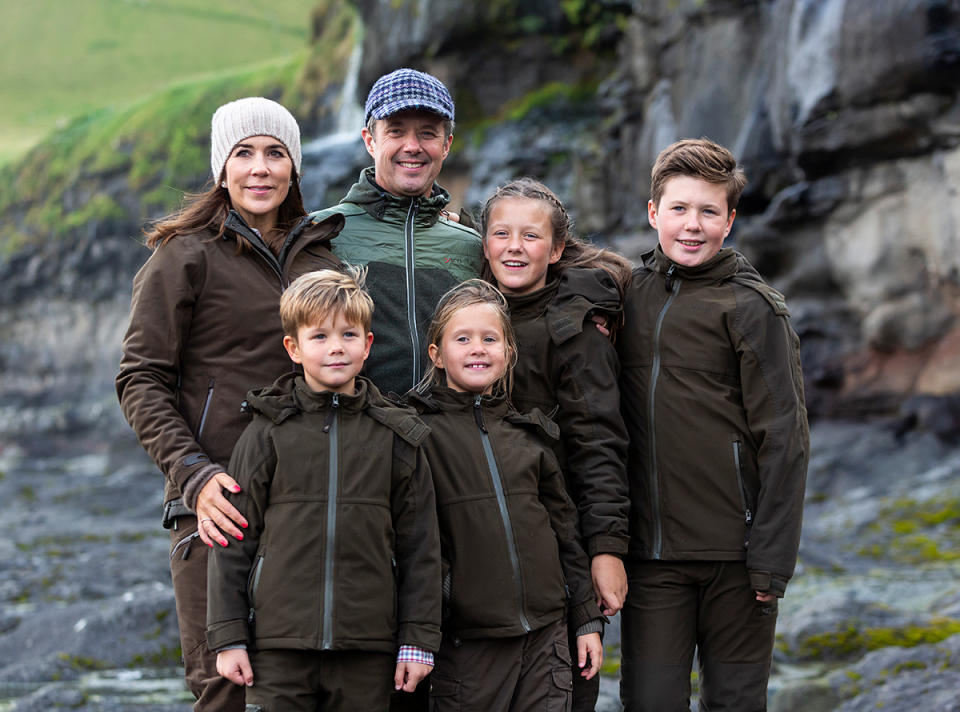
[116,96,343,711]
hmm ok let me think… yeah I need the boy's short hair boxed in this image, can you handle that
[650,138,747,213]
[280,267,373,337]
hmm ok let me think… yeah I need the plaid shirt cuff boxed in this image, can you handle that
[396,645,434,666]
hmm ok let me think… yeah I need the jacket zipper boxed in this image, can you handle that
[648,264,680,559]
[196,378,215,439]
[732,438,754,547]
[404,200,421,387]
[321,393,340,649]
[473,396,532,633]
[247,555,265,626]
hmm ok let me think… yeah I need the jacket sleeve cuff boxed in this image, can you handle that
[575,619,604,637]
[181,463,226,511]
[398,623,442,654]
[748,570,789,597]
[587,535,629,558]
[206,619,251,652]
[568,598,606,630]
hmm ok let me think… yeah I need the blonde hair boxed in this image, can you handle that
[419,279,518,397]
[280,267,373,337]
[479,177,632,296]
[650,138,747,212]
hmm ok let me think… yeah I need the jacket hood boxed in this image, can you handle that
[342,167,451,226]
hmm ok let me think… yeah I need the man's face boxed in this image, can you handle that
[361,109,452,198]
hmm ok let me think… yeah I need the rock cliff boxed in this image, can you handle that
[1,0,959,710]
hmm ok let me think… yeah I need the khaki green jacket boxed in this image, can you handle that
[206,374,442,654]
[406,386,603,639]
[617,247,809,596]
[506,268,630,558]
[309,168,483,395]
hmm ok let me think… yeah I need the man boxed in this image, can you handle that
[310,68,483,397]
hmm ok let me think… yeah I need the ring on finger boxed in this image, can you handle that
[200,518,214,524]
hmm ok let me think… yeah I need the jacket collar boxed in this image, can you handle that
[342,167,451,226]
[504,279,560,319]
[223,210,342,266]
[646,245,740,281]
[245,372,373,424]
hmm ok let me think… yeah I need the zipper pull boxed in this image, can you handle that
[664,264,676,291]
[322,394,340,433]
[473,395,487,433]
[745,508,753,526]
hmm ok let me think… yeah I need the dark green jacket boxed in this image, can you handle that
[506,268,630,558]
[309,168,483,395]
[617,247,809,597]
[406,386,603,640]
[206,374,442,654]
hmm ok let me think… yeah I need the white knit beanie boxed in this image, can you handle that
[210,97,302,181]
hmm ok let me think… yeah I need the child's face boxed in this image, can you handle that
[483,197,564,295]
[648,175,735,268]
[428,303,509,394]
[283,311,373,394]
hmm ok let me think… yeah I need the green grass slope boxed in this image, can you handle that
[0,0,359,256]
[0,0,312,165]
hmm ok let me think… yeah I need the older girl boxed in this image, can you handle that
[480,177,632,711]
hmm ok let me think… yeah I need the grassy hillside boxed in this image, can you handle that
[0,0,360,255]
[0,0,312,165]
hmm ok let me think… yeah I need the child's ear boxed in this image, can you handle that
[647,199,658,230]
[723,209,737,239]
[427,343,443,370]
[548,239,565,265]
[361,331,374,361]
[283,335,302,364]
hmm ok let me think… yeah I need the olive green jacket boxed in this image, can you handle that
[206,374,442,654]
[506,268,630,558]
[617,247,809,597]
[309,168,483,395]
[406,386,603,639]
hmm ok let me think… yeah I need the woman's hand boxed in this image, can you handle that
[196,473,248,548]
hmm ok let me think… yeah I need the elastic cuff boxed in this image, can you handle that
[181,463,225,511]
[575,619,603,637]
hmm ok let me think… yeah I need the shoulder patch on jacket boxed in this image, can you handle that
[730,276,790,317]
[505,407,560,441]
[366,405,430,446]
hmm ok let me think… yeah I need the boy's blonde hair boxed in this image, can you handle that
[650,138,747,213]
[419,279,518,397]
[280,267,373,338]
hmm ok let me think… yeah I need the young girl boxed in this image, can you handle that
[480,178,633,711]
[406,279,603,712]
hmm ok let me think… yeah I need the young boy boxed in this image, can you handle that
[616,139,809,711]
[206,269,441,712]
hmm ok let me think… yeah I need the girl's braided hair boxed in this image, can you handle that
[479,177,632,296]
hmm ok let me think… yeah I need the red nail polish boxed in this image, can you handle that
[241,521,248,529]
[237,533,244,541]
[232,486,241,493]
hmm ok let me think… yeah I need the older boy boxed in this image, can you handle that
[206,269,441,712]
[616,139,809,711]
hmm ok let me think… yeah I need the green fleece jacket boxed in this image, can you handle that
[617,247,809,597]
[309,168,483,395]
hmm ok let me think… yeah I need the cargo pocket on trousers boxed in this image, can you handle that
[429,673,461,712]
[549,665,573,711]
[549,636,573,711]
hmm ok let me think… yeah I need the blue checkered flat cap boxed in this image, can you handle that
[364,68,455,124]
